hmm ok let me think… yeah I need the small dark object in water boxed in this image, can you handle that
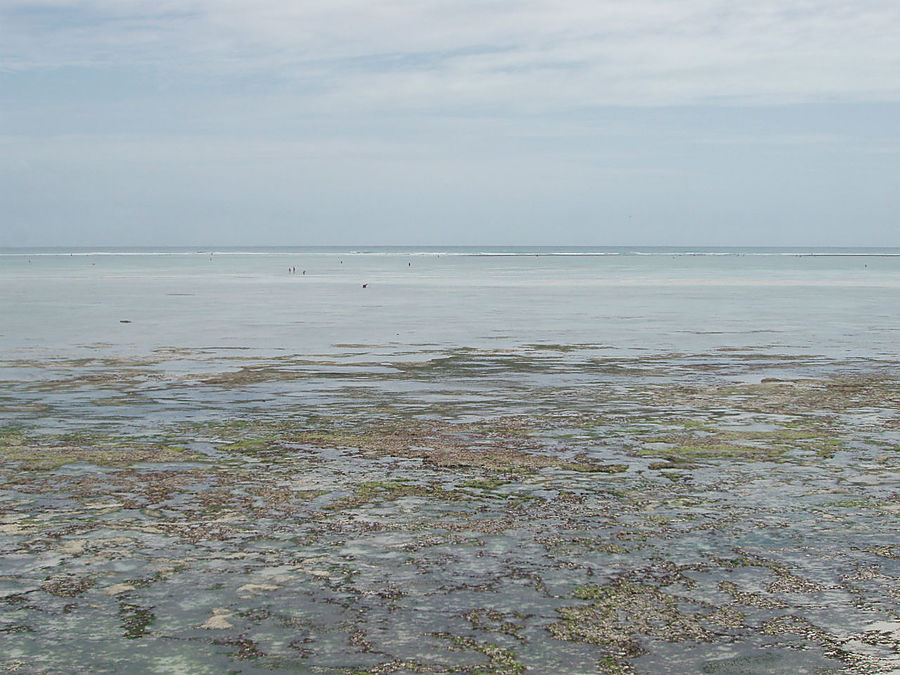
[362,284,368,288]
[120,320,131,323]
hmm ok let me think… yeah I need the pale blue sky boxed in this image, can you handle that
[1,0,898,246]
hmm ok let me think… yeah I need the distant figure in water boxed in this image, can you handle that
[362,283,368,288]
[302,270,306,275]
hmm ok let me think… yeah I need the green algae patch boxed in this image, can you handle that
[464,609,527,641]
[829,499,872,509]
[637,442,783,461]
[195,417,556,472]
[718,581,786,610]
[212,637,265,660]
[0,430,201,471]
[119,603,155,639]
[287,419,560,473]
[596,655,632,674]
[549,580,719,659]
[674,418,710,429]
[632,421,847,462]
[0,426,24,443]
[222,438,270,453]
[436,634,525,675]
[562,461,628,474]
[41,575,95,597]
[325,479,468,510]
[636,421,845,461]
[539,535,628,556]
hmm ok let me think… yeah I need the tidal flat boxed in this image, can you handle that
[2,346,900,674]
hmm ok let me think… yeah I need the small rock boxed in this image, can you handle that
[0,523,27,535]
[104,583,134,596]
[201,609,234,630]
[59,540,86,555]
[237,583,278,595]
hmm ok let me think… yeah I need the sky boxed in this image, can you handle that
[1,0,899,247]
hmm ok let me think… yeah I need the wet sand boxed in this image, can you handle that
[1,346,899,673]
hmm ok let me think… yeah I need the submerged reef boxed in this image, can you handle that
[1,346,899,672]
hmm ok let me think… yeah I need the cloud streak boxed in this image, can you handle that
[2,0,900,109]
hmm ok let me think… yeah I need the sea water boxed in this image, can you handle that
[1,246,899,360]
[2,248,900,673]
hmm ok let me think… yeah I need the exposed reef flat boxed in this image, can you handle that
[1,346,900,673]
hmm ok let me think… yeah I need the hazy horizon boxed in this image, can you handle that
[4,244,900,253]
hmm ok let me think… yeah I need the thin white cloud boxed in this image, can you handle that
[2,0,899,107]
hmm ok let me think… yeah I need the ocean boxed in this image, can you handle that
[3,247,900,673]
[2,246,899,360]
